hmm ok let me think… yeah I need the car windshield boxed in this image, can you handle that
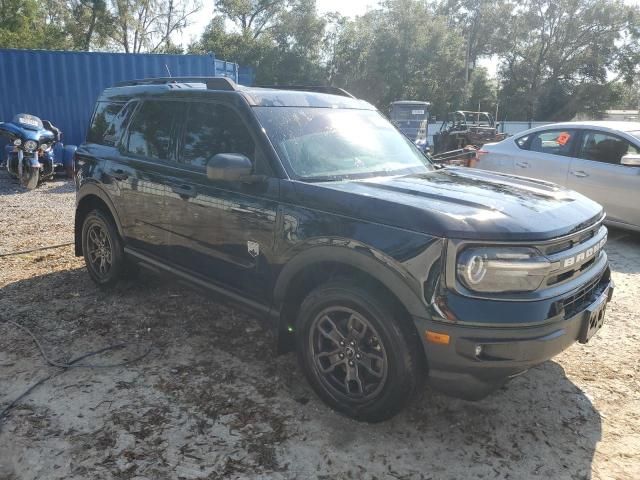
[391,105,429,121]
[627,130,640,143]
[254,107,432,181]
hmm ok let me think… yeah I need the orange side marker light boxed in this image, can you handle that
[425,330,450,345]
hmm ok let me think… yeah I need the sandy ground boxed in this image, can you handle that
[0,172,638,480]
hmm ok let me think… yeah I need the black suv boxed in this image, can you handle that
[74,77,613,422]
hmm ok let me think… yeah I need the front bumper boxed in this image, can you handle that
[417,267,613,400]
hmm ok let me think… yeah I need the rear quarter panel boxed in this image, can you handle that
[477,140,515,174]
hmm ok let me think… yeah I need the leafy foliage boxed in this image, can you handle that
[1,0,639,119]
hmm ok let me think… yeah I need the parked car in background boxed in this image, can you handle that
[75,79,613,421]
[475,121,640,232]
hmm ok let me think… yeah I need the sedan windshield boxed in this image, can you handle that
[254,107,432,181]
[628,130,640,143]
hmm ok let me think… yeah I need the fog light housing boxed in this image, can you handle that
[475,345,483,357]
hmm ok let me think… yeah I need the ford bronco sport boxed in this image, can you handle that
[74,77,613,422]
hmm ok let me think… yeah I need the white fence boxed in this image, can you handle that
[498,121,552,135]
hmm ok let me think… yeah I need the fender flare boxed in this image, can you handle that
[75,183,124,255]
[272,245,431,321]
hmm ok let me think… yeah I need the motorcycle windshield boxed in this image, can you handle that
[12,113,43,130]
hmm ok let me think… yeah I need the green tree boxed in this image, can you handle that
[498,0,633,121]
[437,0,512,104]
[214,0,288,38]
[111,0,200,53]
[0,0,69,49]
[192,0,326,84]
[65,0,113,50]
[329,0,466,116]
[466,66,497,113]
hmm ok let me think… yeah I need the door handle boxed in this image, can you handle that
[571,170,589,178]
[172,184,196,198]
[516,161,530,168]
[109,168,129,181]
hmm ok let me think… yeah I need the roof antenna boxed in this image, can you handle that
[165,64,172,77]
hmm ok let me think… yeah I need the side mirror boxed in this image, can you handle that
[621,153,640,166]
[206,153,252,181]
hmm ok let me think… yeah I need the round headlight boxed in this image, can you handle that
[24,140,38,152]
[13,138,22,146]
[465,254,487,285]
[457,246,551,293]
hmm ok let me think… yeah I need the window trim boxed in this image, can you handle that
[574,129,640,166]
[516,128,579,158]
[87,100,130,145]
[104,100,139,147]
[175,99,272,177]
[122,98,185,164]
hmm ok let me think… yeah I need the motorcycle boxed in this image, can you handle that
[0,113,76,189]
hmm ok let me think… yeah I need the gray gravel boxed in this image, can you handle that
[0,170,639,480]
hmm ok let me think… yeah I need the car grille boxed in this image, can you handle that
[538,220,606,289]
[539,220,601,257]
[552,269,609,319]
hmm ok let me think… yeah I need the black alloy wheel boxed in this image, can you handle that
[296,280,422,422]
[86,222,113,277]
[310,307,388,403]
[81,209,127,287]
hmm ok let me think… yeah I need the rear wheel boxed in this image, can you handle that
[82,210,127,287]
[296,280,422,422]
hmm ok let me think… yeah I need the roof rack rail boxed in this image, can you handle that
[257,85,356,98]
[114,76,237,91]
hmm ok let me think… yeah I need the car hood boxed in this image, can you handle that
[293,167,604,241]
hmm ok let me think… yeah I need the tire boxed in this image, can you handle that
[296,280,422,422]
[20,166,39,190]
[81,209,128,287]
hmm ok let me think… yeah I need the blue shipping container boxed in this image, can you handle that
[0,49,246,146]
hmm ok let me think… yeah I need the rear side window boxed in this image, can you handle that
[577,131,639,165]
[515,134,530,149]
[519,129,576,157]
[104,101,137,146]
[87,102,126,144]
[126,101,183,161]
[180,103,255,167]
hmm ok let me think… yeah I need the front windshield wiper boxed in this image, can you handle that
[299,175,343,182]
[300,169,422,183]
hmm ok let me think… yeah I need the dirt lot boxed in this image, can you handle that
[0,172,639,480]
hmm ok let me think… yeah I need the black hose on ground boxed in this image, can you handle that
[0,318,152,426]
[0,242,74,258]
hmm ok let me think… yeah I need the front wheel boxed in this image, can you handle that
[20,166,39,190]
[296,280,422,422]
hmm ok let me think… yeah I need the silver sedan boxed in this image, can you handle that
[474,121,640,232]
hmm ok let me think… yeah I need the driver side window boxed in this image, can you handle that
[180,103,256,169]
[577,131,639,165]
